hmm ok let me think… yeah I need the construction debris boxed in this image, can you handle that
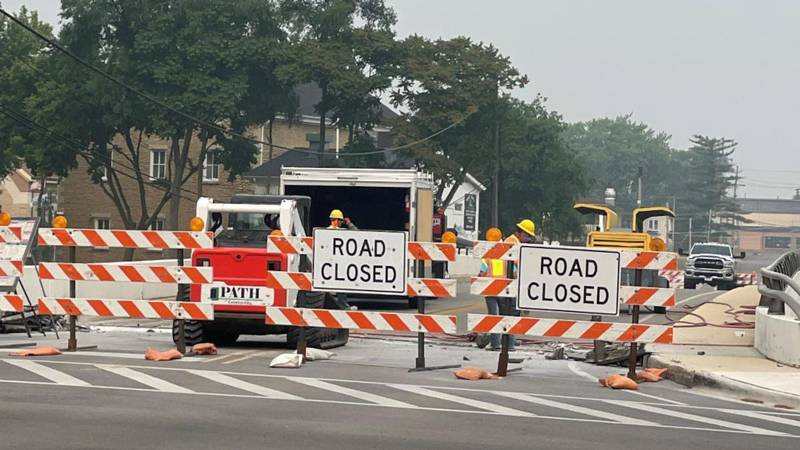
[599,374,639,390]
[191,343,218,355]
[635,367,668,382]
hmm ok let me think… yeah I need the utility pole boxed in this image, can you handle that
[636,167,643,208]
[492,121,500,226]
[671,196,676,251]
[688,217,693,247]
[707,209,712,241]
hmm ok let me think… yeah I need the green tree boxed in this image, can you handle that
[0,5,54,176]
[278,0,397,162]
[562,115,681,225]
[390,36,528,211]
[679,135,746,243]
[22,0,295,235]
[491,97,587,240]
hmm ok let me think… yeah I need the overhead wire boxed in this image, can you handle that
[0,103,201,202]
[0,7,472,158]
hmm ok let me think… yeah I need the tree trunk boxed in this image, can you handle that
[318,110,326,166]
[268,119,274,161]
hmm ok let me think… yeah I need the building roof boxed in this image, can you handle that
[738,198,800,214]
[244,150,319,178]
[293,83,400,124]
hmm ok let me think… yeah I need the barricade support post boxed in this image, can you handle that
[67,246,77,352]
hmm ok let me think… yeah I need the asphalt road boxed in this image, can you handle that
[1,332,798,450]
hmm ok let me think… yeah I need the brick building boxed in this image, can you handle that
[54,83,393,261]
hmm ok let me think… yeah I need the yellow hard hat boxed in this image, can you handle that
[516,219,536,237]
[329,209,344,220]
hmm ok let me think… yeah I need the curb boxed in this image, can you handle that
[648,354,800,409]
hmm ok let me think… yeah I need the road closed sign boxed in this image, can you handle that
[516,245,620,316]
[312,229,408,295]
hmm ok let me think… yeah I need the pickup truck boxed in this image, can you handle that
[683,242,745,290]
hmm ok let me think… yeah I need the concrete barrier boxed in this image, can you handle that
[18,259,178,301]
[755,306,800,367]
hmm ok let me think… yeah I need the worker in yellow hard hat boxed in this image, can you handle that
[477,226,508,351]
[328,209,358,230]
[505,218,535,245]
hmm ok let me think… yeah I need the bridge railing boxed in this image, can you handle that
[759,250,800,318]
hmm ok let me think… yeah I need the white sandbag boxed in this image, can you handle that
[305,348,335,361]
[269,353,304,368]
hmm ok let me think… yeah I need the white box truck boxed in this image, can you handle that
[280,167,435,243]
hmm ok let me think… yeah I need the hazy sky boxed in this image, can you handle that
[4,0,800,198]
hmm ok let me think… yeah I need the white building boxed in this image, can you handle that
[443,173,486,241]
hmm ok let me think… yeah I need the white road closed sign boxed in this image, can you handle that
[516,245,620,316]
[312,229,408,295]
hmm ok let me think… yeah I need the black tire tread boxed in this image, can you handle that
[173,319,204,346]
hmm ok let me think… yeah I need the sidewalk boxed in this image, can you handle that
[647,286,800,409]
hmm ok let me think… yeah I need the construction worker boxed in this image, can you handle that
[476,227,506,351]
[328,209,358,230]
[496,219,535,352]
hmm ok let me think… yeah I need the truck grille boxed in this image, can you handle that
[695,258,723,269]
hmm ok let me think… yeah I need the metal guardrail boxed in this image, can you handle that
[759,250,800,317]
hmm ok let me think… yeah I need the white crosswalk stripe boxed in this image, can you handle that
[609,400,790,437]
[289,377,414,408]
[98,365,194,393]
[0,358,798,438]
[3,359,89,387]
[388,383,535,417]
[186,369,302,400]
[493,391,656,426]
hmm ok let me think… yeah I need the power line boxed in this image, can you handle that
[0,7,472,158]
[0,103,200,202]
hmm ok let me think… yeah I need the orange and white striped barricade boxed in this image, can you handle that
[0,226,22,244]
[37,298,213,321]
[265,306,456,334]
[0,260,23,278]
[264,270,456,299]
[737,272,758,285]
[619,250,678,271]
[467,314,673,344]
[37,228,214,249]
[0,294,24,312]
[472,240,519,261]
[38,262,212,284]
[265,271,313,291]
[267,236,314,255]
[659,270,684,288]
[471,277,676,306]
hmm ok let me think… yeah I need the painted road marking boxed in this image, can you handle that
[1,359,797,438]
[610,400,789,437]
[388,383,535,417]
[98,365,194,393]
[290,377,415,408]
[721,409,800,429]
[221,351,261,365]
[187,369,302,400]
[493,391,656,426]
[3,359,90,387]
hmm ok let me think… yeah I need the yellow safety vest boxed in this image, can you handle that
[482,258,506,278]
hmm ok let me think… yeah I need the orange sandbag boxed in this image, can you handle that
[636,368,668,382]
[192,343,218,355]
[455,367,499,381]
[144,348,183,361]
[599,374,639,390]
[9,346,62,357]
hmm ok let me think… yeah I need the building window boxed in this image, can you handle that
[150,218,165,231]
[203,150,220,182]
[649,219,658,230]
[454,203,463,212]
[150,149,167,180]
[94,217,110,230]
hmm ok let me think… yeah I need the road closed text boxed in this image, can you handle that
[319,237,398,284]
[313,229,408,295]
[516,246,620,315]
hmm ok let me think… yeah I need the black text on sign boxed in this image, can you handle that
[516,246,620,316]
[312,229,408,295]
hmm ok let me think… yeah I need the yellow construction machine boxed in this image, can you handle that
[574,203,674,252]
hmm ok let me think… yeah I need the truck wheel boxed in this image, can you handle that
[205,329,240,346]
[172,320,205,347]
